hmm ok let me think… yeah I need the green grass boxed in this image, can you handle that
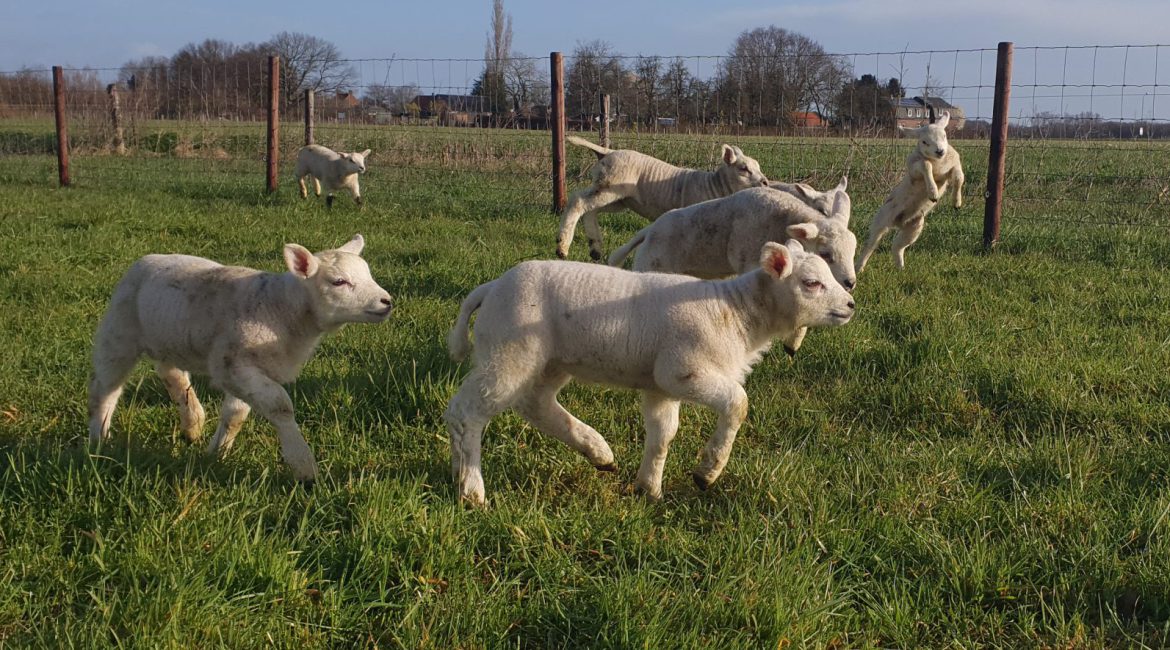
[2,125,1170,648]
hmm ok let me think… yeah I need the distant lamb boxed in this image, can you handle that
[556,136,769,261]
[445,240,855,506]
[606,179,855,356]
[856,112,964,272]
[88,235,393,484]
[295,144,371,208]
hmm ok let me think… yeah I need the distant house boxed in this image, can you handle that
[411,94,487,119]
[891,96,966,131]
[320,91,362,121]
[791,111,826,129]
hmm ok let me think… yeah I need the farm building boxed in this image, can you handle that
[891,96,966,131]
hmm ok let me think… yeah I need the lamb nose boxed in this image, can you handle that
[381,297,393,306]
[846,300,856,310]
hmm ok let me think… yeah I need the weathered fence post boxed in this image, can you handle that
[107,83,125,155]
[52,66,70,187]
[304,89,314,146]
[984,41,1013,250]
[550,52,566,214]
[599,93,610,148]
[266,55,280,194]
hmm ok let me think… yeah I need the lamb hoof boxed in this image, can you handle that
[692,473,712,491]
[783,345,797,358]
[326,196,335,209]
[589,249,602,261]
[594,462,618,473]
[298,478,315,492]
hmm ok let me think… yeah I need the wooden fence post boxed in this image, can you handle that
[266,55,280,194]
[984,42,1013,250]
[107,83,125,155]
[599,93,610,148]
[52,66,70,187]
[304,89,314,146]
[550,52,566,214]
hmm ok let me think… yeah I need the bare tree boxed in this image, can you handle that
[473,0,513,115]
[566,40,626,121]
[503,53,548,111]
[365,83,420,114]
[633,55,662,125]
[715,26,848,129]
[265,31,356,106]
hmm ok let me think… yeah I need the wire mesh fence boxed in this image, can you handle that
[1,43,1168,241]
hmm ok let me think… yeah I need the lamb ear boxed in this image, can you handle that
[283,244,319,278]
[793,183,818,200]
[759,242,793,280]
[786,222,820,242]
[338,233,365,255]
[722,144,736,165]
[360,149,371,158]
[835,176,848,192]
[830,191,851,223]
[936,111,950,129]
[898,124,917,138]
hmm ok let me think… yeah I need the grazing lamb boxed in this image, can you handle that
[295,144,371,208]
[444,240,855,506]
[88,234,393,484]
[856,112,964,272]
[556,136,769,261]
[607,179,856,357]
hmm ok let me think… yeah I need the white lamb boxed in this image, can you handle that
[88,234,393,484]
[556,136,769,261]
[444,240,855,506]
[294,144,371,208]
[856,112,964,272]
[607,179,856,357]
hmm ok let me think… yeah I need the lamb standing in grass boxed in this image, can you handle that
[606,179,856,357]
[88,235,393,484]
[556,136,769,261]
[295,144,371,208]
[856,112,964,272]
[445,240,855,506]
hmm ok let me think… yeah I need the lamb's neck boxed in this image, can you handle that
[263,273,329,344]
[716,271,797,349]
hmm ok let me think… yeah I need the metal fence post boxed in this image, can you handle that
[550,52,566,214]
[599,93,610,148]
[984,42,1013,250]
[304,89,314,146]
[266,55,280,194]
[52,66,70,187]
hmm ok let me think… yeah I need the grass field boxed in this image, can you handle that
[2,126,1170,648]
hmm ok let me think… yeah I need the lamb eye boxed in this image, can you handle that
[802,279,823,289]
[331,278,349,287]
[819,252,834,263]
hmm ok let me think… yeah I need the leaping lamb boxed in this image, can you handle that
[556,136,769,261]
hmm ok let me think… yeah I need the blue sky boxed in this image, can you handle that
[4,0,1170,121]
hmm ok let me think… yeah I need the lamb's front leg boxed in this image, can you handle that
[223,366,317,484]
[916,159,941,201]
[951,166,965,209]
[687,380,749,491]
[634,391,681,500]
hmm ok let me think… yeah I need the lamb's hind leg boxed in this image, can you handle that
[857,205,897,273]
[88,314,142,446]
[155,362,205,443]
[556,187,623,260]
[515,369,615,471]
[444,369,511,506]
[890,215,926,270]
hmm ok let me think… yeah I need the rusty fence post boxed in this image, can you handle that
[107,83,125,155]
[599,93,610,148]
[266,55,280,194]
[984,42,1013,250]
[550,51,566,214]
[52,66,70,187]
[304,89,314,146]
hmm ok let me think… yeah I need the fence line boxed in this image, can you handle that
[1,42,1168,240]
